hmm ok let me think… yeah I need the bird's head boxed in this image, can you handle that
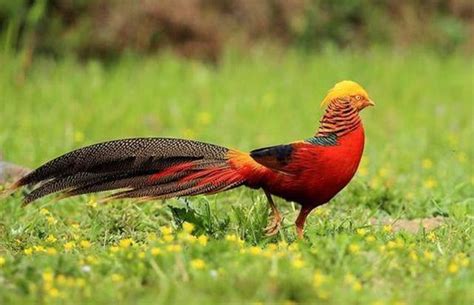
[321,80,375,111]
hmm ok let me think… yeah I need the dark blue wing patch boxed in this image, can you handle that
[305,133,338,146]
[250,144,294,169]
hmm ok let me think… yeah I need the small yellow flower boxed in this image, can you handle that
[42,271,54,282]
[356,228,367,236]
[111,273,124,283]
[248,246,262,256]
[292,258,305,269]
[423,251,435,261]
[182,222,195,234]
[225,234,238,242]
[46,235,57,243]
[119,238,133,249]
[74,131,85,143]
[383,225,393,233]
[87,198,97,208]
[147,232,158,242]
[349,243,361,254]
[151,247,161,256]
[39,208,50,216]
[409,251,418,262]
[165,244,182,253]
[313,270,326,287]
[190,259,206,270]
[365,235,376,243]
[46,248,57,256]
[109,246,119,253]
[197,235,208,246]
[422,158,433,169]
[63,242,75,251]
[71,223,80,230]
[160,226,173,235]
[427,232,437,242]
[47,287,60,298]
[448,262,459,274]
[138,251,146,259]
[423,178,438,189]
[80,240,92,249]
[344,273,362,291]
[24,248,33,255]
[34,245,46,253]
[163,234,174,243]
[0,256,5,267]
[46,216,57,225]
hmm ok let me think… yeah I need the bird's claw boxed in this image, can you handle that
[264,214,283,236]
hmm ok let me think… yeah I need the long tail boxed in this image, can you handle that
[10,138,247,204]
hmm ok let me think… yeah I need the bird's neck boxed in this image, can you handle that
[316,99,361,137]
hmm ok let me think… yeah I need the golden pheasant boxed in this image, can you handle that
[9,80,374,238]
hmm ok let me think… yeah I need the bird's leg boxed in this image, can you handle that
[295,206,312,239]
[263,190,283,236]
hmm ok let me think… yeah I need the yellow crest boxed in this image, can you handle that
[321,80,369,107]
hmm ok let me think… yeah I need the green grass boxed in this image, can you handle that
[0,48,473,305]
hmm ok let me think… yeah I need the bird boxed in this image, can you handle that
[8,80,374,238]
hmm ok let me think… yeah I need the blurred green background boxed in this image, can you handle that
[0,0,473,63]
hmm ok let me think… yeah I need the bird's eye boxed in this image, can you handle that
[355,95,362,100]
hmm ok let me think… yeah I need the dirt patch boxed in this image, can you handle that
[370,217,445,233]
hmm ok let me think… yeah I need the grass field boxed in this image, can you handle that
[0,48,473,305]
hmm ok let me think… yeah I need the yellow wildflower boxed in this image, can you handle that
[80,240,92,249]
[111,273,124,283]
[160,226,173,235]
[383,225,393,233]
[119,238,133,249]
[358,166,368,177]
[74,131,85,143]
[344,273,362,291]
[46,235,57,243]
[34,245,46,253]
[249,246,262,256]
[0,256,5,267]
[421,158,433,169]
[46,248,57,256]
[409,251,418,262]
[349,243,361,254]
[165,244,182,253]
[147,232,158,242]
[24,248,33,255]
[138,251,146,259]
[292,258,305,269]
[423,251,435,261]
[423,178,438,189]
[365,235,376,243]
[87,198,97,208]
[71,223,80,230]
[427,232,437,242]
[46,216,57,225]
[109,246,119,253]
[356,228,367,236]
[39,208,50,216]
[190,259,206,270]
[46,287,60,298]
[197,235,208,246]
[448,262,459,274]
[313,270,326,287]
[151,247,161,256]
[63,242,75,251]
[42,271,54,282]
[182,222,195,233]
[163,234,174,243]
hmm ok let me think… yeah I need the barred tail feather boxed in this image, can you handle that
[12,138,246,204]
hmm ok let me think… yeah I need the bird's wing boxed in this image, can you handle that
[249,143,296,174]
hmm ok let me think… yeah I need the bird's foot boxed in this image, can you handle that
[264,213,283,236]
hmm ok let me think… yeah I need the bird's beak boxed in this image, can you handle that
[366,99,375,107]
